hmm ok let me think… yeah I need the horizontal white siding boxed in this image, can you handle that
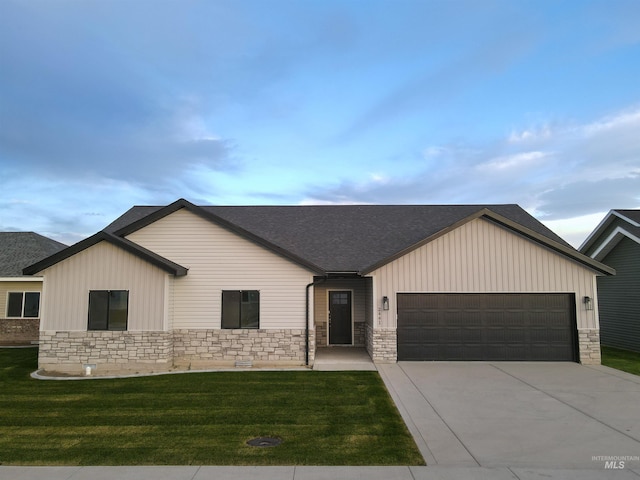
[0,281,42,318]
[371,218,600,330]
[126,208,315,329]
[40,242,167,331]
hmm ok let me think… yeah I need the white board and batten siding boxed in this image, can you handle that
[40,241,168,331]
[126,208,315,330]
[371,218,601,330]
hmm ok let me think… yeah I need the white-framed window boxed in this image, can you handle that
[6,292,41,318]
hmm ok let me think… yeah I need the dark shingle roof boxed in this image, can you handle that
[102,201,606,275]
[580,209,640,256]
[0,232,67,276]
[204,204,571,272]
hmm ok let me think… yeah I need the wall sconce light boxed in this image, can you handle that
[382,296,390,311]
[583,296,593,311]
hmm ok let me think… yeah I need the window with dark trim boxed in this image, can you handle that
[221,290,259,329]
[6,292,40,318]
[88,290,129,331]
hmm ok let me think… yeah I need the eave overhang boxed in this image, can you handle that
[23,231,188,276]
[360,208,615,276]
[113,198,326,275]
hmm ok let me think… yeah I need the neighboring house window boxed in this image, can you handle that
[6,292,40,318]
[88,290,129,331]
[221,290,260,329]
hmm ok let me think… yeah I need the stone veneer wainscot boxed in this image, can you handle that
[38,330,173,375]
[173,328,312,368]
[38,328,314,375]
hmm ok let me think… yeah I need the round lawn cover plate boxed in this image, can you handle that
[247,437,282,447]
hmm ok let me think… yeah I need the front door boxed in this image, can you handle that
[329,291,352,345]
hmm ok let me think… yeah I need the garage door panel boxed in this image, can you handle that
[397,293,577,361]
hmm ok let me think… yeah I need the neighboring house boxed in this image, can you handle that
[25,199,613,375]
[580,209,640,353]
[0,232,67,345]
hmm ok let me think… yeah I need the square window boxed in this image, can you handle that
[222,290,259,329]
[88,290,128,331]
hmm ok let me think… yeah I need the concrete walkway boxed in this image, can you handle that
[378,361,640,474]
[313,347,377,371]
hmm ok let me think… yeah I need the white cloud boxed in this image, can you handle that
[582,107,640,136]
[541,211,610,249]
[423,146,449,157]
[480,151,549,171]
[307,106,640,227]
[508,125,552,143]
[369,173,390,184]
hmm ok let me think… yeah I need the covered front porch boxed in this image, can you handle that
[313,276,373,348]
[313,347,376,371]
[310,275,397,366]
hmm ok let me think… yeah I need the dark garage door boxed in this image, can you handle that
[397,293,577,361]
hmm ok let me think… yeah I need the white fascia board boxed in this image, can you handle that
[579,210,640,252]
[0,276,43,282]
[579,210,615,251]
[612,210,640,227]
[591,226,640,261]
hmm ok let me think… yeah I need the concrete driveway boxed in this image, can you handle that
[378,362,640,472]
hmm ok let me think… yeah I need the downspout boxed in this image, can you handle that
[306,276,327,366]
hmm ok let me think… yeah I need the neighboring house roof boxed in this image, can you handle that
[0,232,67,277]
[580,209,640,261]
[25,199,614,276]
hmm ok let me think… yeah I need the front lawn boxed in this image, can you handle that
[601,346,640,376]
[0,348,424,466]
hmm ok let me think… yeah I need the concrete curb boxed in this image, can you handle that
[30,366,311,381]
[1,465,639,480]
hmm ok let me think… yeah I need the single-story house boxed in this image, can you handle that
[25,199,613,375]
[580,209,640,353]
[1,232,67,345]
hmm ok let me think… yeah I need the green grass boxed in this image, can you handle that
[601,346,640,376]
[0,348,424,466]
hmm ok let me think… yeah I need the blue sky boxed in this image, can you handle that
[1,0,639,248]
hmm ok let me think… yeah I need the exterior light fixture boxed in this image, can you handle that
[583,296,593,311]
[382,296,390,311]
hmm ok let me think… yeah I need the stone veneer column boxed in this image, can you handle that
[578,328,601,365]
[307,327,316,365]
[366,324,397,363]
[354,322,366,347]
